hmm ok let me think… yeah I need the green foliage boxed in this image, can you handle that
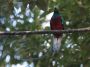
[0,0,90,67]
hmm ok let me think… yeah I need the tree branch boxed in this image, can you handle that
[0,28,90,35]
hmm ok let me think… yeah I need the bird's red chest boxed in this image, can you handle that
[50,16,63,38]
[50,16,63,30]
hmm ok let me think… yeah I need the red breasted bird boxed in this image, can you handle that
[50,8,64,52]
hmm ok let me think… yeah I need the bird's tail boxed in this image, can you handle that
[52,37,62,53]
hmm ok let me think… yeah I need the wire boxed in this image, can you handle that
[0,27,90,35]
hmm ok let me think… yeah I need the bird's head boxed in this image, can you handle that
[54,8,59,14]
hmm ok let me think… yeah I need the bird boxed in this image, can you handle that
[50,8,64,53]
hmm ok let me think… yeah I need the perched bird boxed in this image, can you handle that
[50,8,64,53]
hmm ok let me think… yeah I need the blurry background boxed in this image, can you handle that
[0,0,90,67]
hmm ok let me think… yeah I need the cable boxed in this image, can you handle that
[0,27,90,35]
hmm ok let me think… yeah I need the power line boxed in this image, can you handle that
[0,27,90,35]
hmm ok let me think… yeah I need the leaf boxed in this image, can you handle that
[23,0,36,10]
[36,0,49,11]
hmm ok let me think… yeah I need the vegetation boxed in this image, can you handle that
[0,0,90,67]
